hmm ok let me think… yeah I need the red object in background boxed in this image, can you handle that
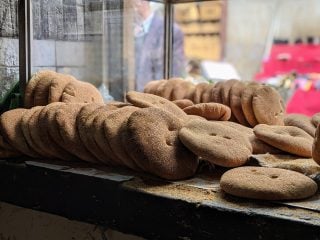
[255,44,320,80]
[286,87,320,116]
[255,44,320,116]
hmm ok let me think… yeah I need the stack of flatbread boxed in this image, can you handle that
[144,79,285,127]
[24,70,103,108]
[0,72,319,197]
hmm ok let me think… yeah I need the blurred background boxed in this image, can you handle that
[1,0,320,113]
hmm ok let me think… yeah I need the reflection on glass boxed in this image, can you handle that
[173,1,224,84]
[131,0,166,91]
[31,0,106,97]
[30,0,168,100]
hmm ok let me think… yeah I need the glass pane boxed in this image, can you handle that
[31,0,105,94]
[173,0,320,116]
[173,1,225,83]
[31,0,164,101]
[0,0,19,104]
[129,0,165,92]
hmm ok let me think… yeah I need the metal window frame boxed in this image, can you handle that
[18,0,32,104]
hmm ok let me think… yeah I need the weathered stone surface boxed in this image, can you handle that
[32,0,42,39]
[0,0,18,38]
[84,5,103,40]
[1,0,96,40]
[0,38,18,67]
[63,4,78,40]
[0,0,116,100]
[0,67,19,99]
[76,5,85,40]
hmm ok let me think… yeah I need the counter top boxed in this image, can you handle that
[0,158,319,240]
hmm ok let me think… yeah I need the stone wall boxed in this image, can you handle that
[0,0,105,99]
[0,0,19,99]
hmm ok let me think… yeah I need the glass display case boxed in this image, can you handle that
[0,0,318,114]
[17,0,223,102]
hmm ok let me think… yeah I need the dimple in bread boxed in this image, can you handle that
[103,106,140,170]
[179,119,252,167]
[126,107,199,180]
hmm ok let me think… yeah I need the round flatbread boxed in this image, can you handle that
[210,81,224,104]
[156,79,175,100]
[229,81,250,126]
[216,121,281,154]
[0,133,22,158]
[221,79,238,107]
[143,80,162,94]
[312,125,320,165]
[126,91,187,119]
[183,103,231,121]
[53,103,99,163]
[249,135,283,155]
[179,119,252,167]
[0,133,17,152]
[241,83,261,127]
[172,99,194,109]
[253,124,313,157]
[24,70,57,108]
[193,82,209,104]
[0,108,41,158]
[252,86,285,125]
[284,114,316,137]
[48,73,77,103]
[91,107,123,166]
[311,113,320,128]
[61,81,104,104]
[76,103,107,164]
[126,107,198,180]
[21,106,46,157]
[33,72,57,106]
[153,80,168,97]
[201,83,215,103]
[171,80,195,101]
[104,106,140,170]
[220,166,318,200]
[37,102,78,161]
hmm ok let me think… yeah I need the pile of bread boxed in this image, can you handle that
[144,78,285,126]
[0,71,319,201]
